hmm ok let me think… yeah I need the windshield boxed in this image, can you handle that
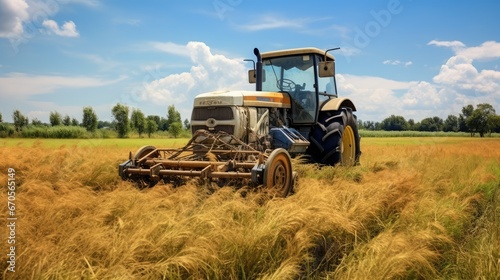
[262,55,315,92]
[262,55,317,123]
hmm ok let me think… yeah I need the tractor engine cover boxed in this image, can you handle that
[190,90,291,142]
[191,105,249,141]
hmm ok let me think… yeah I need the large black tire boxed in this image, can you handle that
[307,107,361,165]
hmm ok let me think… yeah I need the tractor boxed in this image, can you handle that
[119,47,361,197]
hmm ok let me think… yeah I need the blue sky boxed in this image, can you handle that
[1,0,499,123]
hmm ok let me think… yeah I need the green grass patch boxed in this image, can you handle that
[20,125,88,138]
[360,136,497,146]
[0,138,191,149]
[360,130,500,138]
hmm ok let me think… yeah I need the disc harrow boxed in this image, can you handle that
[119,130,295,197]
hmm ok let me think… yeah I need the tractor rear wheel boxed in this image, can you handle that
[307,107,361,166]
[133,145,160,189]
[263,148,293,197]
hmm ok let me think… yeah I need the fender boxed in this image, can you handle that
[320,97,356,112]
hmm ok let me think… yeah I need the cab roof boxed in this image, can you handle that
[261,47,335,61]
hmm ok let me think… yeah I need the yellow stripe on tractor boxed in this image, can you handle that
[243,92,291,108]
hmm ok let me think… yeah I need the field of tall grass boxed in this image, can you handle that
[0,137,498,279]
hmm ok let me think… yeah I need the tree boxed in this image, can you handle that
[97,120,112,129]
[12,110,27,132]
[356,119,366,130]
[62,115,71,126]
[0,112,2,123]
[112,104,130,138]
[145,119,158,138]
[147,115,161,128]
[487,110,499,136]
[462,104,474,117]
[71,118,79,126]
[407,119,415,130]
[167,105,182,127]
[168,122,183,138]
[82,107,98,132]
[459,104,474,132]
[362,120,376,130]
[381,115,408,131]
[159,117,169,131]
[131,109,146,137]
[419,116,443,132]
[31,118,43,126]
[443,115,459,132]
[183,118,191,130]
[466,103,496,137]
[49,111,62,126]
[491,115,500,133]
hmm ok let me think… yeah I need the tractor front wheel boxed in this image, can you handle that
[307,107,361,166]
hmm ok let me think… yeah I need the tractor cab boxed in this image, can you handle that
[249,48,338,125]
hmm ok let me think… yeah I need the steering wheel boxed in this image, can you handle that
[277,78,296,92]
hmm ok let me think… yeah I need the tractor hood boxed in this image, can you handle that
[193,90,291,109]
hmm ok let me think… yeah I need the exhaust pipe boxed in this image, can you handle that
[254,48,262,91]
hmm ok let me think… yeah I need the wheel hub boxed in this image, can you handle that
[273,164,286,189]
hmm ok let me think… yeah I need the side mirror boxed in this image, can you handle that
[248,69,265,84]
[248,70,256,84]
[319,61,335,77]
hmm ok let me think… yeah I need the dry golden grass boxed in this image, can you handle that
[0,137,499,279]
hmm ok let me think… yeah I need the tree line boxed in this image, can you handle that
[359,103,500,137]
[0,104,190,138]
[111,104,189,138]
[1,102,499,138]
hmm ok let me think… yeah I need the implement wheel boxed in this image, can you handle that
[134,145,160,189]
[263,148,293,197]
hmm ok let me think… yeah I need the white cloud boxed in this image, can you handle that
[433,55,500,96]
[383,59,400,65]
[0,73,126,98]
[383,59,413,67]
[42,19,79,37]
[57,0,100,8]
[0,0,29,38]
[149,41,190,57]
[336,74,470,121]
[301,23,350,38]
[339,74,409,91]
[419,41,500,116]
[433,56,477,85]
[0,0,87,41]
[402,81,442,108]
[336,74,412,119]
[428,40,500,61]
[336,66,498,122]
[123,19,140,26]
[337,46,361,57]
[238,15,304,31]
[475,69,500,93]
[339,43,500,121]
[456,41,500,61]
[428,40,466,51]
[141,41,253,105]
